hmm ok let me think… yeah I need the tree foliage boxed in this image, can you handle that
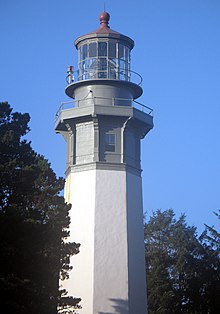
[145,209,220,314]
[0,102,80,314]
[201,210,220,251]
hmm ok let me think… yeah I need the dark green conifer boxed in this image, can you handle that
[145,209,220,313]
[0,102,80,314]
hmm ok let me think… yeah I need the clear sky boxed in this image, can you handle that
[1,0,220,234]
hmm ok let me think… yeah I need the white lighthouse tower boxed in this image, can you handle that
[55,12,153,314]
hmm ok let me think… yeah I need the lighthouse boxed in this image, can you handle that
[55,12,153,314]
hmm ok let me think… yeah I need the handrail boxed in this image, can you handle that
[66,67,143,87]
[55,96,153,123]
[133,100,153,115]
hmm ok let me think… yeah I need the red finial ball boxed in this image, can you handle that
[99,11,110,27]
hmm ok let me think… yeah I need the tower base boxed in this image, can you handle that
[62,165,147,314]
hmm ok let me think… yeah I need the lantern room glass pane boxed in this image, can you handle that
[98,42,107,56]
[98,58,107,78]
[108,42,116,58]
[125,46,130,62]
[108,58,117,79]
[80,44,88,61]
[79,46,82,61]
[118,44,124,59]
[89,42,97,58]
[88,58,98,79]
[99,58,107,70]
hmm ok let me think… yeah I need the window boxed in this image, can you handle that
[118,44,124,60]
[98,42,107,56]
[105,133,116,152]
[108,42,116,58]
[125,46,130,62]
[82,44,88,60]
[89,42,97,58]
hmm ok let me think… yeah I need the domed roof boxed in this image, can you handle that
[74,12,134,49]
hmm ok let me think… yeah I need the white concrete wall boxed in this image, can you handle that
[62,168,147,314]
[93,169,129,314]
[62,170,96,313]
[126,172,147,314]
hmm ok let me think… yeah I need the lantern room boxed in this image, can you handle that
[65,12,143,100]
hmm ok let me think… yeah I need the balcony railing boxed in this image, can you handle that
[55,96,153,123]
[66,67,143,87]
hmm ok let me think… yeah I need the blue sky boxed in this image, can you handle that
[1,0,220,234]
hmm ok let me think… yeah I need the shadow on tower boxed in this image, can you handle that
[99,298,129,314]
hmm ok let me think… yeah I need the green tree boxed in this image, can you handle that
[144,210,174,313]
[0,102,80,314]
[201,210,220,250]
[199,210,220,312]
[145,209,220,314]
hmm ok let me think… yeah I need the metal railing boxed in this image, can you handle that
[66,68,143,87]
[133,100,154,115]
[55,96,153,123]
